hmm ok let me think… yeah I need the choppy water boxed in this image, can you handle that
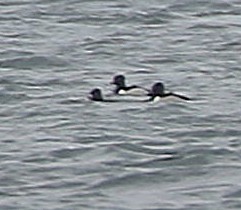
[1,0,241,209]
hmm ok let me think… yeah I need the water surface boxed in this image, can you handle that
[0,0,241,209]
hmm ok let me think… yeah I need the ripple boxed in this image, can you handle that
[0,0,241,209]
[50,147,92,159]
[0,56,69,69]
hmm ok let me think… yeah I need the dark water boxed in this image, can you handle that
[0,0,241,209]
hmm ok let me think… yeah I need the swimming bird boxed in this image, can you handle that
[110,74,148,95]
[89,82,191,102]
[88,88,148,103]
[88,88,119,102]
[147,82,191,102]
[88,88,105,101]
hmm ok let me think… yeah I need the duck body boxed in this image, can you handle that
[89,81,191,103]
[88,88,148,103]
[111,75,148,96]
[147,82,191,102]
[88,88,120,102]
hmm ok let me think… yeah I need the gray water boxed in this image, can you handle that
[1,0,241,209]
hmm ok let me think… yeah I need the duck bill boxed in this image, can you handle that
[147,91,153,96]
[87,94,93,100]
[110,81,116,85]
[88,91,94,100]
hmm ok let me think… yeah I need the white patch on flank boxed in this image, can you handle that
[152,95,187,103]
[153,96,162,103]
[162,95,183,101]
[127,88,148,96]
[118,88,147,96]
[118,89,127,95]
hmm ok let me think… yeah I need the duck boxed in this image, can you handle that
[88,88,148,103]
[89,82,191,102]
[147,82,191,102]
[110,75,148,96]
[88,88,105,102]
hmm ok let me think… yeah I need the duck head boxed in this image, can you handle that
[111,75,126,87]
[89,88,103,101]
[149,82,165,97]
